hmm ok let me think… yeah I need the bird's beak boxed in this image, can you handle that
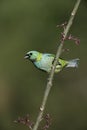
[24,54,29,59]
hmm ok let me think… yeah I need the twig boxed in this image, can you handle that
[32,1,81,130]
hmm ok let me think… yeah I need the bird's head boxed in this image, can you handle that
[24,51,40,62]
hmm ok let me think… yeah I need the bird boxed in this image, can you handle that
[24,50,79,73]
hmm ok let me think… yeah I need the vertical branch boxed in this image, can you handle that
[32,1,81,130]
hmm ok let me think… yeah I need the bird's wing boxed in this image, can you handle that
[43,53,68,67]
[44,53,62,66]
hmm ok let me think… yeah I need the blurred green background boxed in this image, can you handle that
[0,0,87,130]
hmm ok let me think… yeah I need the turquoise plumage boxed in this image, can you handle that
[24,51,79,73]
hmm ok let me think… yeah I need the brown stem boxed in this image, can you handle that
[32,1,81,130]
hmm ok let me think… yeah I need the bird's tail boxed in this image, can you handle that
[66,58,79,68]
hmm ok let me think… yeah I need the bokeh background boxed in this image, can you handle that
[0,0,87,130]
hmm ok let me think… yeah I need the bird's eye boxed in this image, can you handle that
[29,53,32,56]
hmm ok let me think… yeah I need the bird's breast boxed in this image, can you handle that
[34,56,54,72]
